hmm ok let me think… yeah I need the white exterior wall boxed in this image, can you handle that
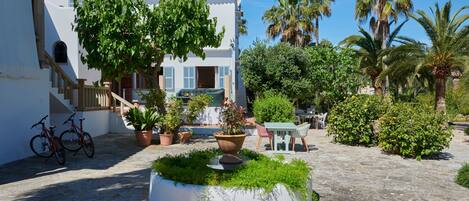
[0,0,50,165]
[50,111,110,138]
[44,0,101,85]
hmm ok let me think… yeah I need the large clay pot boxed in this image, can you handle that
[159,132,174,146]
[213,131,246,155]
[135,130,153,147]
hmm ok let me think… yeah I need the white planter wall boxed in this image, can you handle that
[149,171,312,201]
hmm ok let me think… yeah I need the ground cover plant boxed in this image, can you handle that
[456,164,469,188]
[327,95,389,146]
[152,149,311,200]
[378,103,452,160]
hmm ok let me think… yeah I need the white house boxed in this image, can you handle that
[0,0,245,165]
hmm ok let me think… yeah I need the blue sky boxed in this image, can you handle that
[239,0,467,50]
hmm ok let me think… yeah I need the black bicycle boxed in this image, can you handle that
[59,113,95,158]
[30,115,66,165]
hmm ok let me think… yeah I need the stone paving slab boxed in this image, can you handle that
[0,129,468,201]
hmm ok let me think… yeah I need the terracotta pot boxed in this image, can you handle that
[178,131,191,144]
[159,132,174,146]
[213,131,246,155]
[135,130,153,147]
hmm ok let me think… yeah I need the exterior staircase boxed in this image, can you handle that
[44,52,76,112]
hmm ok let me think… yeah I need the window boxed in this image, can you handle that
[163,67,174,91]
[218,66,230,88]
[184,67,195,89]
[54,41,67,63]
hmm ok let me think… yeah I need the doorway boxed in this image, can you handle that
[196,67,215,88]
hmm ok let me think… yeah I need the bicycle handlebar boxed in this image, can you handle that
[63,113,76,125]
[31,115,48,129]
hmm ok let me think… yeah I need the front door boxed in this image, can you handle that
[196,67,215,88]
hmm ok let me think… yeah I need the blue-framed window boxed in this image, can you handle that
[183,67,195,89]
[163,67,174,91]
[218,66,230,88]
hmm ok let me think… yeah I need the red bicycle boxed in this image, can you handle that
[30,115,66,165]
[59,113,95,158]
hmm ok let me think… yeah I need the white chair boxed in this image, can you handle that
[317,113,327,129]
[290,123,310,152]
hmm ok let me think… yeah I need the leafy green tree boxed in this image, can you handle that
[340,21,406,96]
[305,46,365,111]
[263,0,313,47]
[304,0,334,46]
[385,2,468,111]
[73,0,224,87]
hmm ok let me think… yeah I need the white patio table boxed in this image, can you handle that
[264,122,297,154]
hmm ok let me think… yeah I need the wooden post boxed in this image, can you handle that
[77,79,86,111]
[103,81,112,109]
[158,75,165,90]
[224,75,231,100]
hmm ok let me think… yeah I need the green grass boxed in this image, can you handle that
[464,127,469,136]
[456,164,469,188]
[152,149,311,200]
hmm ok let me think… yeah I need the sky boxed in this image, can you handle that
[239,0,468,50]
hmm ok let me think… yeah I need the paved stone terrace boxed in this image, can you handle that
[0,128,468,201]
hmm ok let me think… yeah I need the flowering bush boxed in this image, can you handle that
[220,100,245,135]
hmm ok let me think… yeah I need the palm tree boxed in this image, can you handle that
[304,0,334,46]
[384,2,468,112]
[340,21,406,96]
[263,0,313,47]
[355,0,413,47]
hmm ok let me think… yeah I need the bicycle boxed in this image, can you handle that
[30,115,66,165]
[59,113,95,158]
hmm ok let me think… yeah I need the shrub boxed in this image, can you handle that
[378,103,452,160]
[161,98,183,134]
[464,127,469,136]
[186,94,213,124]
[253,94,295,124]
[327,95,389,146]
[152,149,311,200]
[220,100,246,135]
[456,164,469,188]
[125,108,160,131]
[140,88,166,114]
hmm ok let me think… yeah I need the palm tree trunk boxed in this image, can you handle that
[315,18,319,46]
[435,76,446,112]
[372,76,383,96]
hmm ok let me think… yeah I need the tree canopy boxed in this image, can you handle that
[73,0,224,86]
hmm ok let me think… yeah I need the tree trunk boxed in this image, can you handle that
[435,76,446,112]
[315,18,319,47]
[372,76,382,96]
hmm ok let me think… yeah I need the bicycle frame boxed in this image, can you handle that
[64,115,85,144]
[36,123,59,153]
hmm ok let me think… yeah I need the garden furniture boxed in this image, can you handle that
[290,123,310,152]
[316,113,327,129]
[255,124,273,150]
[264,122,297,153]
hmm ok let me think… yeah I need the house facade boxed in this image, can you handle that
[0,0,244,165]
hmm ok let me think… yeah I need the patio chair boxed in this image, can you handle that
[317,113,327,129]
[290,123,310,152]
[255,124,273,150]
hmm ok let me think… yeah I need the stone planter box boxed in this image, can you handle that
[149,171,312,201]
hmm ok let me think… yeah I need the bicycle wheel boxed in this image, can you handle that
[82,132,95,158]
[59,130,81,151]
[30,134,53,158]
[53,137,66,165]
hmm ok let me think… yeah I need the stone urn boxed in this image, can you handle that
[135,130,152,147]
[213,131,246,164]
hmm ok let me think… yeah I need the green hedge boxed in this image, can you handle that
[456,164,469,188]
[378,103,453,160]
[253,94,295,124]
[327,95,389,146]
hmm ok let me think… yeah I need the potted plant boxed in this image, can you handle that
[214,99,246,164]
[178,128,193,144]
[125,108,160,147]
[160,98,183,146]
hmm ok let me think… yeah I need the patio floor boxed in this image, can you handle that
[0,129,468,201]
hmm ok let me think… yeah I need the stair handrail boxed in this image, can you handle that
[43,51,77,87]
[111,92,136,116]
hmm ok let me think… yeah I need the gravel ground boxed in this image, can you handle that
[0,128,468,201]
